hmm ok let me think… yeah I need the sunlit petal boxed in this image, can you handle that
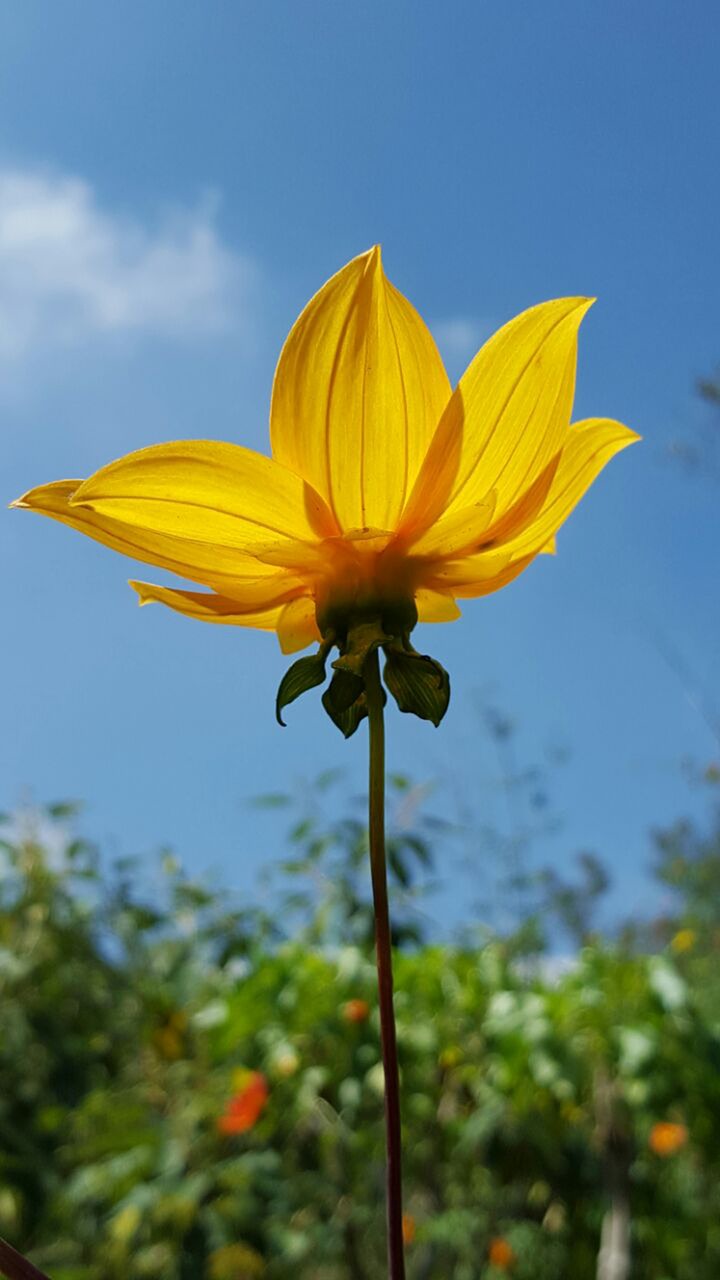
[447,555,536,599]
[415,588,462,623]
[13,480,306,598]
[270,247,451,532]
[499,417,640,558]
[70,441,337,563]
[275,596,322,654]
[403,495,496,559]
[471,452,560,547]
[400,297,592,535]
[425,547,513,589]
[131,580,290,630]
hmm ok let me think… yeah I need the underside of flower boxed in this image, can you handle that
[311,530,420,641]
[273,528,454,733]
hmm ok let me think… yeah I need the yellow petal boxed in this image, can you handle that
[400,297,593,535]
[448,555,532,599]
[501,418,640,558]
[403,495,496,559]
[275,597,321,654]
[131,580,290,630]
[69,441,337,564]
[132,582,320,652]
[270,247,451,532]
[13,480,306,599]
[431,419,638,598]
[415,588,462,623]
[470,451,560,547]
[425,547,514,588]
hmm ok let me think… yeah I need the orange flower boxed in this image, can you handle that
[343,998,371,1024]
[401,1213,416,1246]
[218,1071,269,1135]
[489,1237,516,1269]
[648,1121,688,1157]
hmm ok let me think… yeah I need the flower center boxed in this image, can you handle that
[312,529,419,644]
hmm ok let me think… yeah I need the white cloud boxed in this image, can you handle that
[0,167,254,360]
[431,315,496,375]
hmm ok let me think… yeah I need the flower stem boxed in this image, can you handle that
[365,648,406,1280]
[0,1236,51,1280]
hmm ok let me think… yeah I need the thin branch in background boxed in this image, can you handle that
[0,1238,52,1280]
[652,632,720,751]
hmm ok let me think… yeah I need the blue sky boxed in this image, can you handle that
[2,1,719,934]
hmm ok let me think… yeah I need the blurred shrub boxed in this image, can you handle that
[1,788,720,1278]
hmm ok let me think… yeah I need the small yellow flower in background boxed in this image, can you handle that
[151,1009,188,1060]
[270,1046,300,1078]
[13,247,637,733]
[438,1045,462,1070]
[648,1121,689,1157]
[208,1242,265,1279]
[109,1203,142,1246]
[670,928,696,955]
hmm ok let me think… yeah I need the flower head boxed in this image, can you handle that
[670,928,696,955]
[208,1243,265,1279]
[343,997,371,1024]
[488,1237,516,1269]
[648,1121,688,1157]
[14,248,637,730]
[217,1070,269,1135]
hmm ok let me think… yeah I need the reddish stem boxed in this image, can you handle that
[365,649,406,1280]
[0,1237,52,1280]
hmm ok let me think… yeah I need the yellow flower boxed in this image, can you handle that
[670,927,696,955]
[13,248,637,719]
[208,1242,265,1279]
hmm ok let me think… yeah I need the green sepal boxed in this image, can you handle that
[275,650,328,726]
[383,646,450,726]
[326,668,365,713]
[321,669,368,738]
[332,619,389,678]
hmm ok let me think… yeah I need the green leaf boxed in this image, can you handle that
[383,647,450,726]
[46,800,82,819]
[275,652,328,726]
[250,792,291,808]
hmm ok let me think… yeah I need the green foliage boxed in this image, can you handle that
[669,361,720,479]
[256,772,438,949]
[2,794,720,1278]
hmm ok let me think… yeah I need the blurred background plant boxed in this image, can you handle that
[2,740,720,1280]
